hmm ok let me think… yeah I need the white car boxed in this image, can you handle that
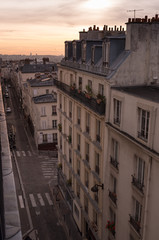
[6,107,11,113]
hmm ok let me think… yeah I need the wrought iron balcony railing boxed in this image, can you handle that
[109,190,117,205]
[110,156,119,170]
[129,215,141,234]
[54,79,105,115]
[132,175,144,193]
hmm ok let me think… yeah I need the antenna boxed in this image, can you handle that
[127,9,144,19]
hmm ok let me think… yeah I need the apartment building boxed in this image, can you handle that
[104,86,159,240]
[56,14,159,240]
[23,74,58,150]
[55,25,125,240]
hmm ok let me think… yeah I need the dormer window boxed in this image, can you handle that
[91,46,95,65]
[73,42,76,61]
[82,42,86,63]
[65,42,68,59]
[102,41,110,67]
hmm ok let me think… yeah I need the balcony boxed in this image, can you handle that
[109,190,117,205]
[129,215,141,234]
[131,175,144,193]
[54,79,105,115]
[110,156,119,170]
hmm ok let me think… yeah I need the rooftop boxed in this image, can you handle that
[112,85,159,103]
[20,63,55,73]
[27,75,55,87]
[33,94,56,104]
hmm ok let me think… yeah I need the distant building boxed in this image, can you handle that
[23,74,58,151]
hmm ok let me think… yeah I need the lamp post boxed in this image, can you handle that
[91,184,104,192]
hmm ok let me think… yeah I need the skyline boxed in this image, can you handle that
[0,0,158,55]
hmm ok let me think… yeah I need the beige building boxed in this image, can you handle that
[23,74,58,150]
[56,14,159,240]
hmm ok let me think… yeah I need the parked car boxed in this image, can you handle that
[6,107,11,113]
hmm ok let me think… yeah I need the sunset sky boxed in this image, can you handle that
[0,0,158,55]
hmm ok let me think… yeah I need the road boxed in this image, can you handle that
[4,81,67,240]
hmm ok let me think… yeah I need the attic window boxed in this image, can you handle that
[91,46,95,65]
[102,41,110,67]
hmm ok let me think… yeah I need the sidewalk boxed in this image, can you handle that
[50,185,83,240]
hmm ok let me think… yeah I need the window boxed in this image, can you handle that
[52,106,57,115]
[102,41,110,67]
[59,94,62,109]
[76,182,80,199]
[114,98,121,125]
[79,77,82,90]
[85,142,89,162]
[69,101,72,118]
[77,159,80,176]
[110,139,119,169]
[82,42,86,63]
[53,133,57,142]
[138,108,150,141]
[109,208,116,236]
[41,106,46,116]
[46,89,49,94]
[70,74,73,86]
[132,156,145,192]
[52,120,57,129]
[77,133,81,152]
[93,210,98,226]
[88,80,92,89]
[86,112,90,134]
[60,70,63,81]
[69,149,72,163]
[109,175,117,204]
[98,84,104,96]
[60,136,62,150]
[33,89,37,96]
[73,42,76,60]
[96,119,101,142]
[74,203,79,219]
[91,46,95,64]
[43,134,47,143]
[85,169,89,188]
[42,120,46,129]
[95,152,100,175]
[130,198,142,233]
[84,195,88,214]
[77,106,81,125]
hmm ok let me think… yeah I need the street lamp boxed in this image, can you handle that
[91,184,104,192]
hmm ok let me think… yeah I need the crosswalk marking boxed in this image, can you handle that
[18,195,25,208]
[37,193,45,206]
[45,193,53,205]
[29,194,37,207]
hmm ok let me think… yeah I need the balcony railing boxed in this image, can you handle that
[109,190,117,205]
[129,215,141,234]
[54,79,105,115]
[110,156,119,170]
[132,175,144,193]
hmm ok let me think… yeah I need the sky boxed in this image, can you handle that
[0,0,158,55]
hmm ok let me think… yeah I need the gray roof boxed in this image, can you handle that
[27,76,55,87]
[33,94,56,103]
[112,85,159,103]
[20,63,55,73]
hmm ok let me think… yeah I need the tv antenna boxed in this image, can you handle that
[127,9,144,19]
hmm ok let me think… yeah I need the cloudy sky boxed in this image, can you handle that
[0,0,158,55]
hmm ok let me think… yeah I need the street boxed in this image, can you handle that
[4,81,67,240]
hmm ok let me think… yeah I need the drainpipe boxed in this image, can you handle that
[142,156,152,240]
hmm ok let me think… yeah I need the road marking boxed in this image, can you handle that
[16,151,20,157]
[29,194,37,207]
[45,193,53,205]
[22,151,26,156]
[18,195,25,208]
[37,194,45,206]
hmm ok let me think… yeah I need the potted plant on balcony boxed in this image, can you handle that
[96,93,105,104]
[58,123,62,132]
[70,83,76,90]
[106,220,115,235]
[85,85,93,99]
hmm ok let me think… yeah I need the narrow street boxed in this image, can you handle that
[4,81,67,240]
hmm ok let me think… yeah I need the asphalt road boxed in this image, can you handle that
[4,81,67,240]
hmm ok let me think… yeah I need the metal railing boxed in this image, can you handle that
[110,156,119,170]
[54,79,105,115]
[129,215,141,234]
[132,175,144,193]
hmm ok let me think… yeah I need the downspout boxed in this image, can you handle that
[142,156,152,240]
